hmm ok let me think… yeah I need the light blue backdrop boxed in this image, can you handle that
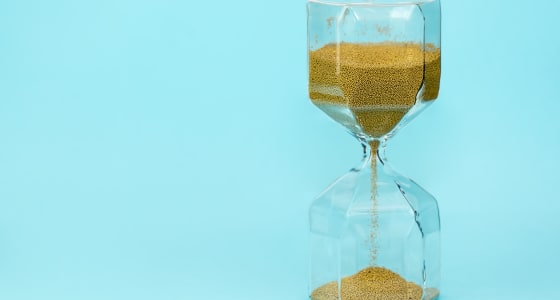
[0,0,559,299]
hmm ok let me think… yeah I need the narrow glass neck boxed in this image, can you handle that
[361,140,388,167]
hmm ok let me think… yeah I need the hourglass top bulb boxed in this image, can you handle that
[307,0,441,141]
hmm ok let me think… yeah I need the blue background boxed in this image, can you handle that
[1,0,559,299]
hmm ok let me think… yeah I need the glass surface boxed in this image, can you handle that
[307,1,442,299]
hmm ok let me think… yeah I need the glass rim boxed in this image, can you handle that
[307,0,437,7]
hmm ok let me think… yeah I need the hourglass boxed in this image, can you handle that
[307,1,442,299]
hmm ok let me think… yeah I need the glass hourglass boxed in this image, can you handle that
[307,0,442,299]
